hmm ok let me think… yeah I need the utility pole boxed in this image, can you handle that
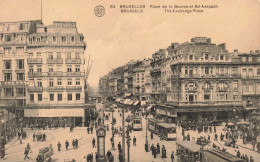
[122,107,125,162]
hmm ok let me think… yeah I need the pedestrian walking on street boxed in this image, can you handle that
[92,138,96,148]
[72,139,75,149]
[24,148,29,160]
[75,139,78,149]
[118,142,121,151]
[151,132,153,139]
[171,151,174,162]
[18,131,21,140]
[215,133,218,141]
[187,133,190,141]
[162,145,166,158]
[108,154,114,162]
[26,143,31,153]
[87,127,90,134]
[133,136,136,146]
[214,126,216,133]
[57,141,62,152]
[90,126,93,134]
[250,156,254,162]
[42,133,46,142]
[157,143,160,154]
[20,137,23,144]
[33,133,35,142]
[65,140,69,150]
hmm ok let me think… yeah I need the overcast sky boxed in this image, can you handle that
[0,0,259,87]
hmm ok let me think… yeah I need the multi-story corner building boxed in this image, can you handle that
[98,75,109,98]
[0,20,41,108]
[0,20,42,136]
[0,20,88,127]
[24,21,87,126]
[165,37,244,122]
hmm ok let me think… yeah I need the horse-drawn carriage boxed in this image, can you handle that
[36,144,54,162]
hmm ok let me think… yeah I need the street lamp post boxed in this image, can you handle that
[146,116,148,141]
[122,107,125,162]
[110,107,115,150]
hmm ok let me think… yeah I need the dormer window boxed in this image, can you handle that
[220,55,224,61]
[205,54,209,60]
[241,56,247,63]
[248,56,252,63]
[53,37,56,42]
[189,55,193,60]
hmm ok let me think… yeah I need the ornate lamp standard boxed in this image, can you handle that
[110,107,116,150]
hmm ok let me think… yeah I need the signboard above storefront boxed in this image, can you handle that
[24,109,84,117]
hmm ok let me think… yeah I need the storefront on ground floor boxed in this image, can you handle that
[154,104,243,123]
[23,108,85,128]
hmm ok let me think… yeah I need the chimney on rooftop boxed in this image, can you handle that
[207,38,211,44]
[218,43,226,50]
[234,49,238,53]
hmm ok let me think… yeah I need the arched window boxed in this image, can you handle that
[185,82,197,91]
[204,82,211,91]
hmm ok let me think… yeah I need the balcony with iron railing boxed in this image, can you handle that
[28,72,42,77]
[27,38,86,47]
[15,69,25,73]
[66,72,82,76]
[66,59,81,64]
[242,91,256,95]
[2,69,12,73]
[27,58,42,64]
[166,100,242,107]
[0,40,27,46]
[48,71,63,76]
[47,58,63,64]
[47,86,65,91]
[27,86,43,92]
[66,86,82,91]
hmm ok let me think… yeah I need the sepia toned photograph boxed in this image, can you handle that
[0,0,259,161]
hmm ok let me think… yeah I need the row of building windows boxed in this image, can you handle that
[28,36,84,44]
[3,59,24,69]
[2,88,26,97]
[188,54,225,61]
[3,73,25,81]
[28,65,81,73]
[182,66,260,76]
[30,93,81,102]
[32,78,81,87]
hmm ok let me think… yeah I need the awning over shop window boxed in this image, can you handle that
[24,109,84,117]
[146,106,153,111]
[133,101,140,106]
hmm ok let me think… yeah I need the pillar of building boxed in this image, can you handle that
[82,115,85,127]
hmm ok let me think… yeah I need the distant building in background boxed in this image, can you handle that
[99,37,260,123]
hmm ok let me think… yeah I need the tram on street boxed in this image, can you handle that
[156,123,177,140]
[132,117,142,131]
[147,118,164,134]
[176,141,201,162]
[176,141,245,162]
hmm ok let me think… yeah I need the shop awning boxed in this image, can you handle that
[146,106,153,111]
[133,101,140,106]
[24,109,84,117]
